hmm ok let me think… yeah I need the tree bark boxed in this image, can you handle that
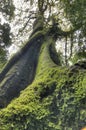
[0,16,60,108]
[0,30,46,108]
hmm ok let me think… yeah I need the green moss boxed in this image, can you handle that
[0,38,86,130]
[0,67,86,129]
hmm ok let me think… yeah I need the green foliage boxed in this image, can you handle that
[0,0,15,67]
[0,23,11,46]
[71,51,86,64]
[0,0,15,19]
[0,23,11,70]
[62,0,86,28]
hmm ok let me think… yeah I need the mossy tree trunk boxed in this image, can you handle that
[0,1,86,129]
[0,16,86,130]
[0,15,59,108]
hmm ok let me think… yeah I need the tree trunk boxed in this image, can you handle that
[0,32,45,107]
[0,19,86,130]
[0,17,60,108]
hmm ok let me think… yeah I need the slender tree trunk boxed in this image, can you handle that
[70,33,73,58]
[65,36,68,65]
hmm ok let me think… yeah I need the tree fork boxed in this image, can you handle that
[0,14,69,108]
[0,28,57,108]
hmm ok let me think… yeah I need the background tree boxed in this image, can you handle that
[61,0,86,61]
[0,0,15,70]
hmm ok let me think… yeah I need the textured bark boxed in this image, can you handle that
[0,32,45,108]
[0,17,66,108]
[0,20,86,130]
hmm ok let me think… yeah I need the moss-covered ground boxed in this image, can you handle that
[0,38,86,130]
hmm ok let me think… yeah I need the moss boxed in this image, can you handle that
[0,37,86,130]
[0,66,86,129]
